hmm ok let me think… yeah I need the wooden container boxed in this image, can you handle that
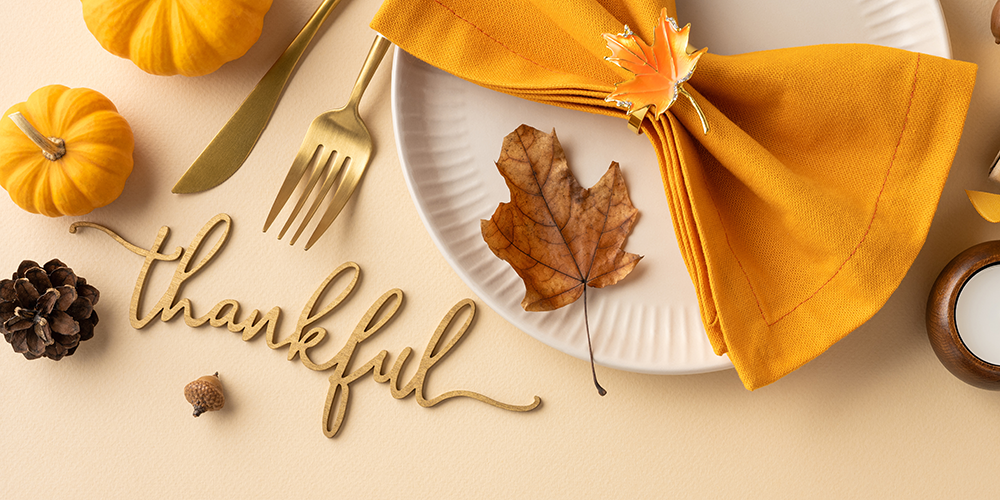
[927,240,1000,389]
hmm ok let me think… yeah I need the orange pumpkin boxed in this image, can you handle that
[0,85,134,217]
[81,0,274,77]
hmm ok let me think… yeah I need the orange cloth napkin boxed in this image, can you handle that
[372,0,977,389]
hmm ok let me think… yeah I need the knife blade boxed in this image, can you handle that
[172,0,345,194]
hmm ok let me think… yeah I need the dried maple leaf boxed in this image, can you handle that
[603,8,709,132]
[481,125,642,395]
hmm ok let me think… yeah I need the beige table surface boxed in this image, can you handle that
[2,0,1000,498]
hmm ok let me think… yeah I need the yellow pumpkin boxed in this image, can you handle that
[0,85,135,217]
[81,0,273,77]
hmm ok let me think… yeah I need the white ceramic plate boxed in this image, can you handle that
[390,0,951,375]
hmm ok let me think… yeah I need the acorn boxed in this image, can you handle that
[184,372,225,417]
[993,0,1000,44]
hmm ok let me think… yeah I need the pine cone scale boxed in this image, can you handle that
[49,267,77,288]
[5,315,32,332]
[36,289,59,316]
[50,310,80,336]
[54,333,79,348]
[8,329,27,351]
[68,297,94,320]
[16,260,39,278]
[0,301,14,323]
[32,320,53,345]
[0,280,15,302]
[78,311,96,342]
[46,333,78,360]
[24,267,52,292]
[55,285,76,311]
[77,283,99,306]
[24,329,47,357]
[14,279,38,308]
[42,260,65,274]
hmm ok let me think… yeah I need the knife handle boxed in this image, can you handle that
[264,0,345,96]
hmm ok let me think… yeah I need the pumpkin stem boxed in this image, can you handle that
[8,112,66,161]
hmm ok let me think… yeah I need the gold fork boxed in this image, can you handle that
[263,35,392,250]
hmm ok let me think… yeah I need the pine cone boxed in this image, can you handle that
[0,259,100,360]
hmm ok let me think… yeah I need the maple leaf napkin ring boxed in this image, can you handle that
[603,8,709,135]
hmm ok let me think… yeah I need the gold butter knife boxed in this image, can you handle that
[172,0,344,194]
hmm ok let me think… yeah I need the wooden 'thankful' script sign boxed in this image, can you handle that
[70,213,541,438]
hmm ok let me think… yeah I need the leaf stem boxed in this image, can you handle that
[678,86,709,135]
[583,288,607,396]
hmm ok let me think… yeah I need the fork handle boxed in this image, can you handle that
[347,35,392,110]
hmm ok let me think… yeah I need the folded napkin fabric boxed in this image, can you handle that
[372,0,977,389]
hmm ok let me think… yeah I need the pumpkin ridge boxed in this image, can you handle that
[131,1,178,75]
[24,87,68,140]
[184,0,266,62]
[47,160,96,217]
[0,149,47,190]
[64,146,133,180]
[0,150,42,175]
[54,89,119,137]
[25,160,58,216]
[86,0,149,56]
[172,2,226,75]
[62,113,134,149]
[0,155,44,193]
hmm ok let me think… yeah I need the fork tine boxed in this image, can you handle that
[303,153,369,250]
[264,143,320,233]
[277,147,337,239]
[289,152,349,245]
